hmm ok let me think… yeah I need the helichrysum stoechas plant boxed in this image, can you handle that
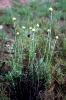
[29,28,36,62]
[31,28,35,41]
[41,7,56,83]
[49,7,53,35]
[49,7,53,21]
[12,17,16,28]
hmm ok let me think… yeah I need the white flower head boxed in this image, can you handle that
[47,29,51,33]
[17,32,20,35]
[22,26,25,29]
[36,24,39,27]
[55,36,59,40]
[32,28,36,32]
[12,17,16,21]
[29,27,32,30]
[49,7,53,11]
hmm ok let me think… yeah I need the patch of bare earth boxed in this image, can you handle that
[0,0,56,9]
[0,0,11,9]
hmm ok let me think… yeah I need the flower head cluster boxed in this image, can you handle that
[22,26,25,29]
[49,7,53,11]
[55,36,59,40]
[47,29,51,33]
[29,27,32,30]
[36,24,39,27]
[17,32,20,35]
[32,28,36,32]
[12,17,16,21]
